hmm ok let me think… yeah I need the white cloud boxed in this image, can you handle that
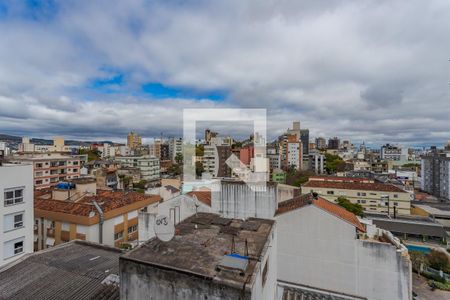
[0,0,449,145]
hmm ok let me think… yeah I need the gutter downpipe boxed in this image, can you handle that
[92,200,104,244]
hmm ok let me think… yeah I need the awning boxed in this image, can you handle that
[46,237,55,246]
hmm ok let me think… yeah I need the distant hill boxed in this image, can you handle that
[0,133,114,146]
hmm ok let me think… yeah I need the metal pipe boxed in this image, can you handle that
[92,200,104,244]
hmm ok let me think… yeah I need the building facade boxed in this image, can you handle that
[0,163,34,267]
[34,179,161,249]
[421,148,450,200]
[303,176,411,215]
[127,131,142,150]
[9,153,82,189]
[115,155,160,181]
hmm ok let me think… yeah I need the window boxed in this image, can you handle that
[327,191,334,195]
[14,241,24,255]
[128,225,138,234]
[393,194,398,198]
[114,231,123,240]
[394,202,399,206]
[357,192,366,196]
[4,187,24,206]
[14,214,23,228]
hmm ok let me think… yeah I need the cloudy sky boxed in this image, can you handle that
[0,0,449,146]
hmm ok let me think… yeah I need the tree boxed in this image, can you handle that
[195,161,204,178]
[409,251,427,272]
[427,250,450,272]
[79,148,101,161]
[195,144,204,156]
[175,153,183,165]
[286,168,314,187]
[324,153,343,174]
[336,196,364,216]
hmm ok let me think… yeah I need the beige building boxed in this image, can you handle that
[9,153,84,189]
[34,177,161,249]
[127,131,142,150]
[302,176,411,215]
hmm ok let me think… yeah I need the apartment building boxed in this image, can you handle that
[421,147,450,200]
[202,145,232,177]
[168,137,183,162]
[9,153,83,189]
[115,155,160,181]
[303,176,411,215]
[315,137,327,150]
[0,163,34,267]
[381,144,408,161]
[280,134,302,171]
[20,136,72,153]
[127,131,142,150]
[327,137,340,150]
[34,177,161,249]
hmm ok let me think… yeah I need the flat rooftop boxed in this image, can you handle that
[0,241,121,300]
[122,212,274,289]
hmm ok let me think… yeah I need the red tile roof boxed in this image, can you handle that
[313,198,365,232]
[35,190,161,217]
[303,179,406,193]
[276,194,365,232]
[186,190,212,207]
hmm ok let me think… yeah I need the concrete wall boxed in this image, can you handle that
[277,205,411,300]
[0,164,34,267]
[138,194,211,243]
[212,181,277,219]
[120,258,251,300]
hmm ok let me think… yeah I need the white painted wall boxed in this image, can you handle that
[277,205,411,300]
[0,164,34,267]
[138,194,211,242]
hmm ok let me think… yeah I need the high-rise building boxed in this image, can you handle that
[202,145,232,177]
[204,129,218,144]
[327,137,340,150]
[421,147,450,200]
[168,138,183,163]
[380,144,407,161]
[280,134,302,171]
[0,163,34,267]
[315,137,327,150]
[18,137,35,153]
[127,131,142,150]
[300,129,309,155]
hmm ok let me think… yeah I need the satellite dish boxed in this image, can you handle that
[154,214,175,242]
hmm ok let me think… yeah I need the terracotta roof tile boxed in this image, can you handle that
[276,195,365,233]
[313,197,366,233]
[303,178,406,193]
[186,190,212,206]
[34,190,161,217]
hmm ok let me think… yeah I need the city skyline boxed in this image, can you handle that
[0,1,449,145]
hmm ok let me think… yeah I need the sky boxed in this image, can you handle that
[0,0,449,146]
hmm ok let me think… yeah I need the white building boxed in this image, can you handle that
[0,142,10,156]
[98,143,116,158]
[115,155,160,181]
[0,163,34,267]
[276,195,412,300]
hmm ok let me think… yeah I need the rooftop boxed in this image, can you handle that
[35,189,161,218]
[186,190,212,206]
[122,212,274,289]
[276,194,366,232]
[303,177,407,193]
[0,240,121,300]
